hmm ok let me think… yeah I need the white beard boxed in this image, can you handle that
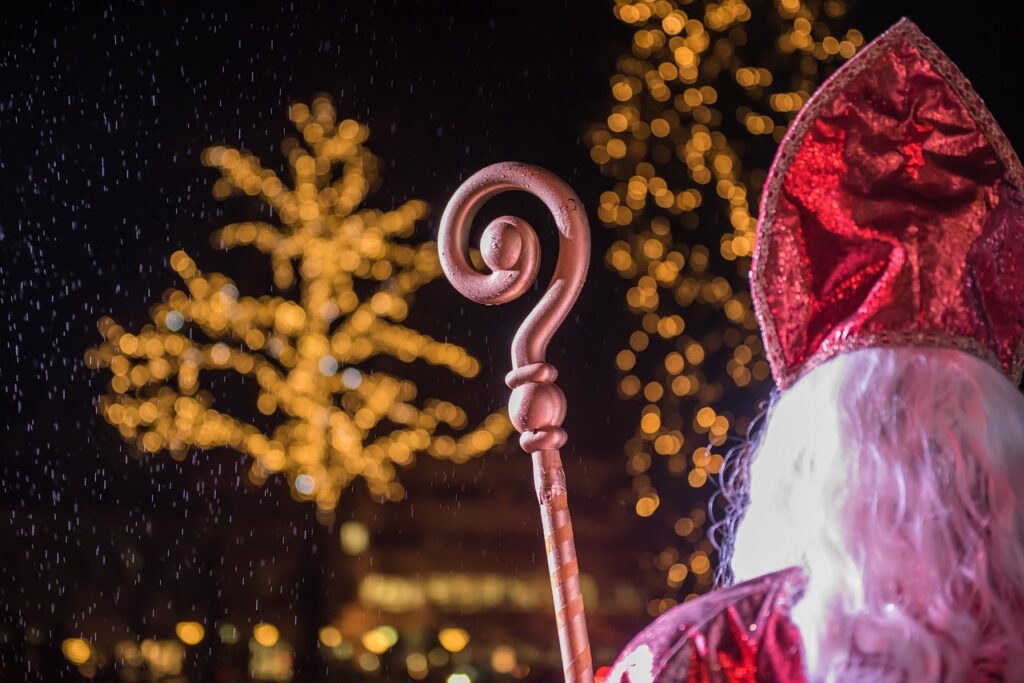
[728,348,1024,682]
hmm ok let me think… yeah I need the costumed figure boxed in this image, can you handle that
[609,18,1024,683]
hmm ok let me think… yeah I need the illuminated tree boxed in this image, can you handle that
[86,96,512,514]
[588,0,860,611]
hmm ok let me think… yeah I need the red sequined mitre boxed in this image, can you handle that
[751,18,1024,389]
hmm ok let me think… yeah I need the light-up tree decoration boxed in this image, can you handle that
[588,0,860,611]
[86,96,512,513]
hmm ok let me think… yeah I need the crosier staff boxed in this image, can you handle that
[438,162,594,683]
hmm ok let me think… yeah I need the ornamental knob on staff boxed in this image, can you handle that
[438,162,594,683]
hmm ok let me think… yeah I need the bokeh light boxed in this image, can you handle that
[438,627,470,653]
[61,638,92,665]
[174,621,205,646]
[252,623,280,648]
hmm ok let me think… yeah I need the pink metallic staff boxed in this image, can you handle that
[438,162,594,683]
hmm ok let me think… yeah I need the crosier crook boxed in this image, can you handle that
[438,162,594,683]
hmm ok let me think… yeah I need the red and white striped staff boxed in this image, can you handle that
[438,162,594,683]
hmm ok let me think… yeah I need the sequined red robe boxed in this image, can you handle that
[606,567,808,683]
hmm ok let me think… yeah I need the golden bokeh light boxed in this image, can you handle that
[361,625,399,654]
[358,652,381,671]
[407,652,430,679]
[438,627,470,653]
[174,621,205,646]
[491,645,517,674]
[86,96,513,513]
[318,626,343,649]
[62,638,92,665]
[252,623,280,648]
[339,520,370,555]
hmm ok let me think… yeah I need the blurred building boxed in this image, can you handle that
[0,437,647,682]
[326,445,648,681]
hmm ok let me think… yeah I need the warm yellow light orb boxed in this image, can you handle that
[175,621,205,645]
[252,623,279,648]
[438,627,470,653]
[340,521,369,555]
[61,638,91,665]
[318,626,342,648]
[362,625,399,654]
[491,645,517,673]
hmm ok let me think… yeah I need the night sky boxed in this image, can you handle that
[3,1,1024,681]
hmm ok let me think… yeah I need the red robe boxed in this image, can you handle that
[606,567,808,683]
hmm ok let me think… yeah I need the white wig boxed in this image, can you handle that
[728,347,1024,681]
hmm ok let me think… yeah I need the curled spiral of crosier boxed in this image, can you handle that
[437,162,590,453]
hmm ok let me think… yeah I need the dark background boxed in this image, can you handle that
[3,1,1024,681]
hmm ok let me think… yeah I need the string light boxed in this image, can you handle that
[85,96,513,513]
[589,0,859,606]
